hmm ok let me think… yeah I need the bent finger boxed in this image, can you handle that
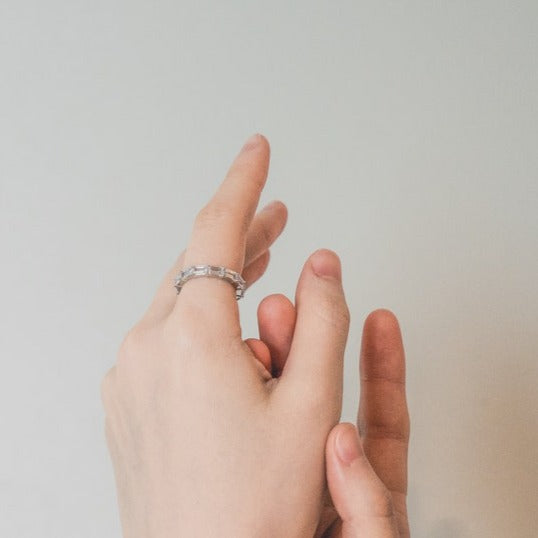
[256,293,296,377]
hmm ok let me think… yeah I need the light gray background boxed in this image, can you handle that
[1,1,537,537]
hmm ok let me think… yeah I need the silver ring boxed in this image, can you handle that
[174,265,246,300]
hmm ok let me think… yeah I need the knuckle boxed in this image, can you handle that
[341,302,351,327]
[115,324,158,377]
[117,325,147,362]
[315,293,350,334]
[359,408,410,444]
[195,200,229,227]
[162,309,214,359]
[169,301,207,340]
[195,200,249,235]
[100,365,117,410]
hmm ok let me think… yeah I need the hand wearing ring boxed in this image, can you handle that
[101,134,409,538]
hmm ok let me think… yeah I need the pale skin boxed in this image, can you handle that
[100,134,410,537]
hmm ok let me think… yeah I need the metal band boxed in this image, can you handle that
[174,265,246,300]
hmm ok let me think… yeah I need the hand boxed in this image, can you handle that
[246,305,410,537]
[100,134,351,537]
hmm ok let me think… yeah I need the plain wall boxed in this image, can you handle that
[1,1,537,536]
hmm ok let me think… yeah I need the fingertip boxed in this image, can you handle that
[257,293,296,376]
[333,423,363,467]
[241,133,270,155]
[361,308,406,379]
[262,199,288,223]
[309,248,342,281]
[363,308,401,336]
[325,423,362,523]
[260,200,288,236]
[257,293,295,318]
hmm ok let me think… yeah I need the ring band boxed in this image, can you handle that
[174,265,247,300]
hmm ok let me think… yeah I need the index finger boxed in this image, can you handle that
[357,309,410,524]
[171,134,271,333]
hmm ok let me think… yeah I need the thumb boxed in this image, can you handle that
[326,423,400,537]
[277,249,350,416]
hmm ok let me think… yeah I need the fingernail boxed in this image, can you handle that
[241,133,262,152]
[311,249,342,281]
[335,424,361,466]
